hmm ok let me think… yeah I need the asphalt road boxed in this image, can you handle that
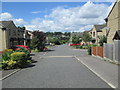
[2,45,112,88]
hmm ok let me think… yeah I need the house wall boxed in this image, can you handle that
[0,29,3,51]
[107,1,119,44]
[0,29,7,51]
[118,1,120,30]
[91,27,98,44]
[102,28,107,37]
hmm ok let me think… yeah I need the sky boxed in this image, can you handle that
[0,1,115,32]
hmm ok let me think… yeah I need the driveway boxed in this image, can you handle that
[2,45,112,88]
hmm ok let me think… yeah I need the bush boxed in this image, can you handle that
[15,47,30,59]
[82,46,88,49]
[88,46,92,55]
[1,60,17,70]
[2,49,14,61]
[11,52,27,67]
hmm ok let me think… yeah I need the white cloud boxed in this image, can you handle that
[0,12,28,26]
[13,18,28,26]
[0,12,13,20]
[26,1,114,32]
[0,1,115,32]
[31,11,41,14]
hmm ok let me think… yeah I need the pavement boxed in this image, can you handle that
[1,45,119,89]
[72,49,119,88]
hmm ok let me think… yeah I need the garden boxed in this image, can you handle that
[0,47,31,70]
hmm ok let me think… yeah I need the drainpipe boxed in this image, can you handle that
[24,29,26,46]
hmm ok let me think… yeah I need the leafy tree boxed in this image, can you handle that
[45,32,70,45]
[72,35,81,44]
[31,31,46,51]
[18,26,26,30]
[64,32,70,36]
[82,32,92,44]
[30,36,38,50]
[99,36,107,46]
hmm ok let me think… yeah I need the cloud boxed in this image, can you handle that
[31,11,41,14]
[13,18,28,26]
[26,1,114,32]
[0,12,28,26]
[0,12,13,20]
[1,1,115,32]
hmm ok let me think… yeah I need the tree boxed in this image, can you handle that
[30,36,38,50]
[18,26,26,30]
[82,32,92,44]
[99,36,107,46]
[72,35,81,44]
[31,31,46,51]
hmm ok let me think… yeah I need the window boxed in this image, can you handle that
[93,32,95,37]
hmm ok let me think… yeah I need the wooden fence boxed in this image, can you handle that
[92,46,104,58]
[92,40,120,63]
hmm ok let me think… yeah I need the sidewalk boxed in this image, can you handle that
[76,54,119,88]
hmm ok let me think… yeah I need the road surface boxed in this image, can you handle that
[2,45,112,88]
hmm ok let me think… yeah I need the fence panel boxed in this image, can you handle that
[92,47,97,56]
[97,46,104,58]
[104,43,113,60]
[114,40,120,63]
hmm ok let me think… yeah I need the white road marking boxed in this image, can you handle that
[44,56,74,58]
[74,56,116,89]
[0,69,21,80]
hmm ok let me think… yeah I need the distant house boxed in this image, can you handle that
[24,30,33,47]
[105,0,120,44]
[91,24,106,45]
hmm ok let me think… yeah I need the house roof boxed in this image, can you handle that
[0,21,12,27]
[94,24,106,32]
[0,21,18,30]
[105,0,118,20]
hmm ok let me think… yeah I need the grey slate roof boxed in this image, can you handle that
[94,24,106,32]
[0,21,18,30]
[0,21,12,27]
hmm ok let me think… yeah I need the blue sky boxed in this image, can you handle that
[1,2,114,32]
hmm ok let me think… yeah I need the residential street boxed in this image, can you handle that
[2,45,115,88]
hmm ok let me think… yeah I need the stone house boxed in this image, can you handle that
[90,24,106,45]
[0,21,33,51]
[105,0,120,44]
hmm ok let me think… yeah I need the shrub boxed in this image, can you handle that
[11,52,27,67]
[1,60,17,70]
[82,46,88,49]
[79,45,83,49]
[2,49,14,61]
[88,46,92,55]
[15,47,30,59]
